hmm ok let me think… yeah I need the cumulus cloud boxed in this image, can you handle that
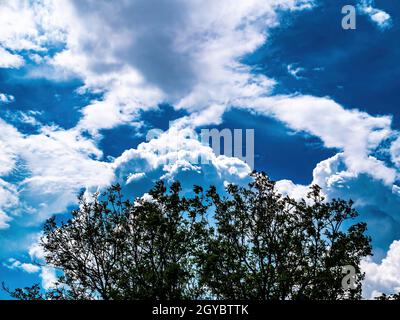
[362,240,400,299]
[0,0,397,230]
[44,0,398,188]
[0,0,66,56]
[277,152,400,251]
[0,0,397,226]
[0,0,399,298]
[275,179,309,200]
[270,151,400,299]
[28,238,45,261]
[0,117,252,230]
[0,119,115,226]
[113,126,252,191]
[311,154,400,218]
[358,0,392,30]
[0,0,67,69]
[0,121,21,228]
[0,119,21,173]
[2,237,57,290]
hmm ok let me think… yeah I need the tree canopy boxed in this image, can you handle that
[4,172,372,300]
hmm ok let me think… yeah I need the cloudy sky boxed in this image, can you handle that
[0,0,399,299]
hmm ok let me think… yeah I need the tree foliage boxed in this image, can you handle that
[375,292,400,300]
[5,172,372,300]
[199,172,371,299]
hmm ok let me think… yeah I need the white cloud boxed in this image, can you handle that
[277,152,400,249]
[39,0,314,134]
[311,154,400,213]
[21,262,41,273]
[40,266,57,290]
[0,47,24,69]
[126,172,146,185]
[239,95,395,185]
[0,116,251,231]
[0,120,21,228]
[390,136,400,169]
[0,93,15,104]
[0,0,397,230]
[28,237,45,261]
[0,0,67,64]
[2,0,304,230]
[0,179,19,229]
[271,152,400,299]
[12,111,42,127]
[0,211,11,230]
[16,0,393,187]
[0,119,21,176]
[275,179,309,200]
[358,0,392,30]
[27,237,58,290]
[4,240,56,289]
[113,126,252,188]
[3,258,41,274]
[0,1,399,299]
[287,64,305,79]
[0,119,115,226]
[362,240,400,299]
[17,127,115,223]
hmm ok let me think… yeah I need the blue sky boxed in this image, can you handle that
[0,0,400,299]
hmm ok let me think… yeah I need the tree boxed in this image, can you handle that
[376,292,400,300]
[4,172,372,300]
[39,182,209,300]
[2,282,67,300]
[198,172,371,300]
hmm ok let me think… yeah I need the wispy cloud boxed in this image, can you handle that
[358,0,392,30]
[0,93,15,104]
[287,64,305,79]
[3,258,40,274]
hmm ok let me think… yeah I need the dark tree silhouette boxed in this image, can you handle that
[376,292,400,300]
[198,172,371,300]
[40,182,208,300]
[4,172,372,300]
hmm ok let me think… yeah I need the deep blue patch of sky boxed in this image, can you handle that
[244,0,400,127]
[0,69,95,133]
